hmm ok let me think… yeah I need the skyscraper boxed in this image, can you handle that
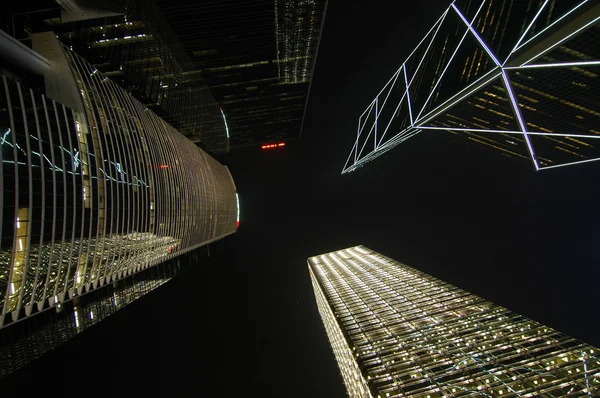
[3,0,329,152]
[309,246,600,397]
[343,0,600,174]
[0,31,238,330]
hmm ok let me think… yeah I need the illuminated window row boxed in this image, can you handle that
[309,246,600,397]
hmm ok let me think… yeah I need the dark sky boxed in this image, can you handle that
[4,1,600,396]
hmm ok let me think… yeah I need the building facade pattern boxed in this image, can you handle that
[54,0,230,153]
[309,246,600,397]
[343,0,600,174]
[159,0,328,148]
[0,41,237,328]
[0,255,181,379]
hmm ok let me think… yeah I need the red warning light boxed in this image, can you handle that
[159,165,169,169]
[261,142,286,150]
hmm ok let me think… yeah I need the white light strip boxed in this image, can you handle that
[404,8,450,66]
[377,86,409,147]
[357,96,392,159]
[352,122,359,164]
[504,60,600,70]
[419,125,600,139]
[403,64,414,126]
[508,0,549,60]
[415,26,471,121]
[356,102,376,145]
[372,67,403,105]
[416,68,501,126]
[374,69,402,125]
[512,0,589,54]
[235,193,240,223]
[451,3,501,67]
[406,13,446,90]
[520,15,600,66]
[540,157,600,170]
[501,70,539,170]
[356,116,379,160]
[220,107,230,138]
[372,70,404,148]
[356,103,382,160]
[358,99,376,123]
[375,98,378,149]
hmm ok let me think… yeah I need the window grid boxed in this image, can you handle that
[309,246,600,398]
[0,40,237,327]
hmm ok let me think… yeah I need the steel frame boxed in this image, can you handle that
[342,0,600,174]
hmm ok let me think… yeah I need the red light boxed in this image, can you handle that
[261,142,286,150]
[236,220,240,228]
[159,165,169,169]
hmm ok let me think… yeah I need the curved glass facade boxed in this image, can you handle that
[0,43,237,327]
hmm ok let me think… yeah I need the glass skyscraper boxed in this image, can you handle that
[309,246,600,397]
[343,0,600,173]
[0,31,238,330]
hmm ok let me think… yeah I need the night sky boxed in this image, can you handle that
[3,1,600,396]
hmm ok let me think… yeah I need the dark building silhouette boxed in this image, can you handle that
[3,0,328,152]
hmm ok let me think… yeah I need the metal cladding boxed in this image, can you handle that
[0,41,237,328]
[308,246,600,397]
[343,0,600,174]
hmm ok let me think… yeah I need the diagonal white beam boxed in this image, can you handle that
[377,86,409,147]
[372,67,403,105]
[403,64,414,127]
[345,136,359,170]
[356,102,376,149]
[414,28,470,122]
[406,10,447,90]
[501,69,539,170]
[404,8,450,69]
[540,157,600,170]
[358,101,376,133]
[507,0,550,62]
[419,125,600,139]
[416,67,501,127]
[375,98,378,150]
[357,107,382,160]
[504,60,600,69]
[451,3,501,67]
[415,0,489,122]
[512,0,590,54]
[374,68,403,128]
[519,15,600,66]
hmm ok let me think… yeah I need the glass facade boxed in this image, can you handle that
[2,0,329,152]
[159,0,328,149]
[54,0,230,154]
[309,246,600,397]
[0,40,237,328]
[0,256,181,379]
[343,0,600,173]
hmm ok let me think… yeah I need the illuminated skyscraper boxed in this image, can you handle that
[0,31,239,330]
[309,246,600,397]
[343,0,600,173]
